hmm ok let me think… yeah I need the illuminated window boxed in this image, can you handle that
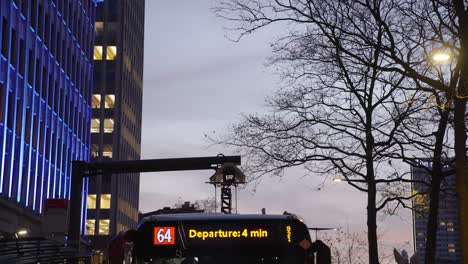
[106,46,117,60]
[92,94,101,108]
[103,119,114,133]
[447,228,455,232]
[99,219,110,235]
[104,94,115,108]
[91,144,99,158]
[91,118,100,133]
[417,232,424,237]
[95,22,104,35]
[447,222,454,226]
[448,249,456,253]
[86,219,95,235]
[103,144,112,158]
[94,46,103,60]
[440,221,446,226]
[448,243,455,248]
[87,194,97,209]
[101,194,111,209]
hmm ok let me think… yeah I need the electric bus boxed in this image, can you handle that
[118,213,330,264]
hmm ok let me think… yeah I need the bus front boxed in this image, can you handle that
[131,214,314,264]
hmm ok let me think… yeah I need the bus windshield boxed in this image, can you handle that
[132,214,312,264]
[142,254,306,264]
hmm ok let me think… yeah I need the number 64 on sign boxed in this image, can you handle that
[154,227,176,245]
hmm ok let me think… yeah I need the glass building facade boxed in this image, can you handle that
[412,161,462,264]
[0,0,95,234]
[86,0,144,250]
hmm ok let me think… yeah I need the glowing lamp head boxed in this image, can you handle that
[432,52,451,63]
[16,229,28,236]
[333,178,343,183]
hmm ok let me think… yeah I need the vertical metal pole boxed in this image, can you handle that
[235,185,238,213]
[69,161,85,251]
[220,186,232,214]
[214,185,217,213]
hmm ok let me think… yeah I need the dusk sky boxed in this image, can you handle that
[139,1,413,254]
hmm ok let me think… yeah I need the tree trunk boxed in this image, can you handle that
[424,108,449,264]
[367,180,379,264]
[454,96,468,263]
[455,6,468,259]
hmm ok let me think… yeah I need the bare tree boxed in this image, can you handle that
[194,197,217,213]
[216,0,468,260]
[323,230,368,264]
[213,0,463,263]
[213,3,425,263]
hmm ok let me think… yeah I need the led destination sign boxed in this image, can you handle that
[153,223,294,247]
[183,222,294,247]
[139,217,311,259]
[188,228,270,240]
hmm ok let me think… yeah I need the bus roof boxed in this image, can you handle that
[139,213,299,226]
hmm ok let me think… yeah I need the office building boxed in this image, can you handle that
[86,0,145,252]
[412,161,461,263]
[0,0,95,235]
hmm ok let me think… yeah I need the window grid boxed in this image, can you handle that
[0,0,95,235]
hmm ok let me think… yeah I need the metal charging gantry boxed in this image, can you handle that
[68,155,241,253]
[207,162,246,214]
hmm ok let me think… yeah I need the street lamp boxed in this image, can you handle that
[308,227,339,240]
[432,51,451,63]
[15,229,28,238]
[333,177,367,183]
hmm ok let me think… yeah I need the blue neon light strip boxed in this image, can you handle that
[0,0,93,228]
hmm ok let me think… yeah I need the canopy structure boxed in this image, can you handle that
[0,237,92,264]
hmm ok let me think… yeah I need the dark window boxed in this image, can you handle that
[39,121,45,154]
[57,0,62,15]
[11,29,17,66]
[45,127,51,158]
[51,132,56,161]
[34,58,40,93]
[7,91,15,129]
[31,0,37,30]
[28,49,34,85]
[0,82,4,121]
[44,13,49,47]
[60,36,65,65]
[48,73,53,105]
[51,21,56,55]
[71,54,75,83]
[31,115,37,148]
[25,107,31,144]
[96,4,103,21]
[57,139,62,169]
[56,28,61,59]
[1,18,8,57]
[21,0,28,17]
[38,2,43,37]
[63,94,68,123]
[68,1,73,27]
[15,98,23,136]
[54,81,59,112]
[19,39,25,76]
[106,71,115,86]
[41,66,47,99]
[59,91,64,120]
